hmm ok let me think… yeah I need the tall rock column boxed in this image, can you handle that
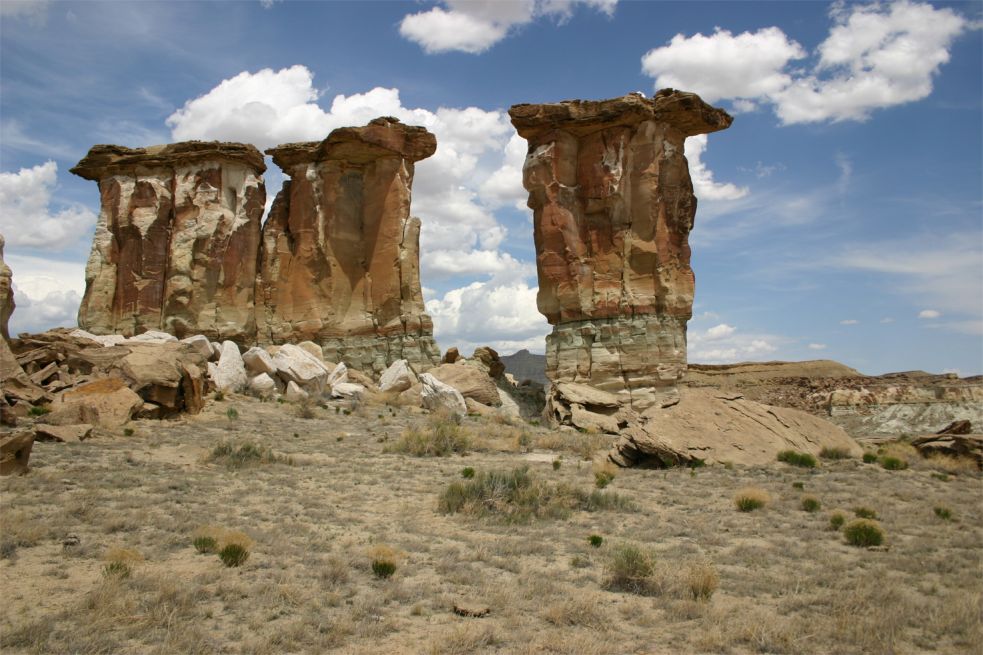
[0,234,13,341]
[509,90,733,411]
[71,142,266,343]
[258,117,440,373]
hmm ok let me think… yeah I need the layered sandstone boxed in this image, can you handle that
[258,118,440,373]
[0,233,13,341]
[71,142,266,343]
[509,90,733,411]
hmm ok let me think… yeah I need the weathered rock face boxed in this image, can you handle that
[258,118,440,373]
[509,91,733,410]
[0,233,13,342]
[71,141,267,343]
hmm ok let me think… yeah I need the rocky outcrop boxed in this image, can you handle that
[258,118,440,373]
[0,233,13,342]
[71,141,267,343]
[509,91,733,412]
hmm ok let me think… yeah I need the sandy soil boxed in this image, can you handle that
[1,393,980,654]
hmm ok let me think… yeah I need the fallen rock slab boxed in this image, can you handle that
[50,378,143,428]
[35,423,93,443]
[420,373,467,416]
[910,433,982,469]
[208,341,248,393]
[379,359,417,393]
[430,363,500,406]
[0,430,34,475]
[609,388,862,468]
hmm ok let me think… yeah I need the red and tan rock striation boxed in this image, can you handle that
[0,233,13,342]
[71,142,266,344]
[509,90,733,411]
[258,118,440,372]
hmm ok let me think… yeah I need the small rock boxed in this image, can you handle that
[453,603,490,618]
[35,423,93,443]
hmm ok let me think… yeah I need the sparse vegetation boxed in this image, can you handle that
[28,405,51,416]
[219,543,250,567]
[880,456,908,471]
[777,450,817,468]
[593,461,617,489]
[843,519,885,547]
[385,412,470,456]
[734,487,770,512]
[829,510,848,530]
[686,559,719,601]
[226,407,239,421]
[438,466,635,523]
[461,467,475,479]
[102,561,131,578]
[862,452,878,463]
[603,543,656,594]
[192,536,218,554]
[368,545,401,579]
[123,427,134,437]
[792,481,805,490]
[820,447,851,460]
[552,459,561,471]
[588,534,604,548]
[854,506,878,519]
[801,494,821,512]
[206,440,292,469]
[297,398,317,419]
[933,505,954,521]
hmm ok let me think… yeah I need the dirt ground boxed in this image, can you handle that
[1,393,980,654]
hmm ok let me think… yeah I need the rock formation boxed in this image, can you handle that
[509,90,733,411]
[71,141,267,343]
[0,233,13,342]
[258,118,440,373]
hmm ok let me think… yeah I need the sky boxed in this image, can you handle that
[1,0,980,376]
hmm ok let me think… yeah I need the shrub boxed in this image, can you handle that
[206,440,292,469]
[461,467,475,479]
[552,459,561,471]
[931,472,950,482]
[843,519,885,547]
[829,510,848,530]
[792,481,804,490]
[385,413,470,457]
[193,536,218,554]
[297,399,317,419]
[777,450,817,468]
[218,543,249,567]
[879,456,908,471]
[800,495,821,512]
[603,543,656,594]
[102,561,131,578]
[28,405,50,416]
[687,560,719,601]
[933,505,954,521]
[368,545,401,579]
[820,447,851,460]
[123,428,134,437]
[854,506,878,520]
[438,466,635,523]
[734,487,770,512]
[862,452,878,464]
[593,462,617,489]
[214,390,225,401]
[588,534,604,548]
[226,407,239,421]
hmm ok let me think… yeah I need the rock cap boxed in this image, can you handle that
[508,89,732,139]
[266,117,437,169]
[71,141,266,180]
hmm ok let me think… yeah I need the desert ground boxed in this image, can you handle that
[1,392,980,655]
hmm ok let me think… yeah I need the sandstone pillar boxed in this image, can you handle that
[509,90,732,410]
[0,234,13,341]
[71,142,266,343]
[259,117,440,373]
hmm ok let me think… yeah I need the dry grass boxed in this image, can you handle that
[0,394,979,654]
[385,412,470,456]
[734,486,771,511]
[686,559,719,601]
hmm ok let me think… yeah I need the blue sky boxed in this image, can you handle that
[1,0,980,375]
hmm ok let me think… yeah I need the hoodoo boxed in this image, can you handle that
[71,142,267,343]
[258,117,440,373]
[509,90,733,412]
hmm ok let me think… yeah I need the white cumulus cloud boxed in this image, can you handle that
[641,1,969,124]
[5,253,86,335]
[0,161,97,251]
[704,323,736,340]
[808,343,827,350]
[918,309,941,319]
[399,0,617,54]
[685,135,748,201]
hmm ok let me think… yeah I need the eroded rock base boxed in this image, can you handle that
[546,314,686,410]
[319,333,440,375]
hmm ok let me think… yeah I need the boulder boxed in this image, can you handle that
[471,346,505,378]
[442,347,460,364]
[0,430,35,475]
[379,359,417,393]
[420,373,467,416]
[283,381,309,403]
[242,347,277,376]
[430,363,500,407]
[35,423,93,443]
[180,335,214,359]
[69,329,127,347]
[298,341,324,361]
[911,433,982,469]
[248,373,278,399]
[116,342,207,414]
[207,341,248,393]
[398,383,423,408]
[272,344,330,390]
[1,333,47,405]
[327,362,349,387]
[609,388,862,468]
[127,331,177,343]
[331,382,365,399]
[50,378,143,428]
